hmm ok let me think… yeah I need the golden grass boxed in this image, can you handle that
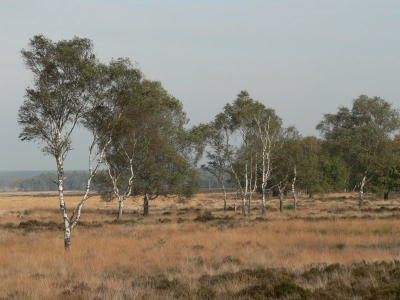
[0,191,400,298]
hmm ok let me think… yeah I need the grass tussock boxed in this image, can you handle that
[0,192,400,298]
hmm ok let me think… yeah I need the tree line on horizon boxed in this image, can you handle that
[17,35,400,249]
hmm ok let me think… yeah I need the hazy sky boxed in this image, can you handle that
[1,0,399,170]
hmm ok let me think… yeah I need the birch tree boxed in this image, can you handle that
[18,35,110,250]
[253,107,283,214]
[317,95,400,207]
[97,79,201,217]
[224,91,261,215]
[131,82,200,216]
[201,118,231,211]
[272,127,299,212]
[94,58,144,220]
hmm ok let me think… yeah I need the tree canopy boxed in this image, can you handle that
[316,95,400,206]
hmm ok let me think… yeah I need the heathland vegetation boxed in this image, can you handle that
[1,192,400,299]
[7,34,400,298]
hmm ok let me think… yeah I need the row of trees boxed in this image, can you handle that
[202,92,400,214]
[18,35,400,249]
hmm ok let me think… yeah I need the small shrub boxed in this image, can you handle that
[222,255,241,265]
[194,211,214,222]
[284,204,295,210]
[335,243,346,250]
[193,256,205,266]
[193,244,206,250]
[73,282,91,293]
[4,222,16,229]
[77,221,103,228]
[158,218,171,223]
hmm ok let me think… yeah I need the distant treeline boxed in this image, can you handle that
[0,170,219,192]
[0,171,49,191]
[0,171,95,192]
[18,171,95,192]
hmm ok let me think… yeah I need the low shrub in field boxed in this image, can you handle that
[194,211,215,222]
[18,219,62,231]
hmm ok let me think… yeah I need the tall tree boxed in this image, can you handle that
[94,58,144,220]
[201,116,231,211]
[316,95,400,207]
[224,91,261,215]
[18,35,109,250]
[133,84,202,216]
[272,127,300,212]
[253,105,283,214]
[97,78,201,217]
[368,135,400,199]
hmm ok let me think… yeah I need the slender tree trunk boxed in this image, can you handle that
[242,164,248,216]
[223,187,227,212]
[261,150,268,215]
[117,197,123,220]
[262,191,266,214]
[248,193,252,215]
[70,141,109,229]
[57,158,71,250]
[292,166,297,211]
[234,190,238,213]
[384,191,389,200]
[241,194,246,215]
[359,175,366,208]
[143,193,149,216]
[279,193,283,213]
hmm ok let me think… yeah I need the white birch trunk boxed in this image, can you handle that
[292,165,297,211]
[279,192,283,213]
[70,137,111,229]
[106,151,135,220]
[223,188,227,212]
[55,128,72,250]
[234,190,238,213]
[359,175,366,208]
[58,172,71,250]
[241,163,248,215]
[117,196,124,220]
[255,117,276,215]
[229,160,247,216]
[248,158,257,215]
[241,194,246,215]
[261,149,269,215]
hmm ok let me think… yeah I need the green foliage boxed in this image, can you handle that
[96,73,201,207]
[284,204,295,210]
[18,35,98,158]
[23,209,32,215]
[317,95,400,199]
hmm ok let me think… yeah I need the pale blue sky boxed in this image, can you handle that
[1,0,399,170]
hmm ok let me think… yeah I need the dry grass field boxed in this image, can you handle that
[0,191,400,299]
